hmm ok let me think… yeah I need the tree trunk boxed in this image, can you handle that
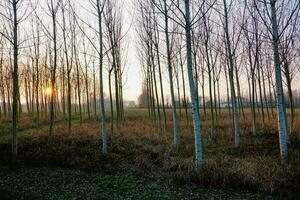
[184,0,203,169]
[97,0,107,153]
[49,2,58,141]
[223,0,240,147]
[270,0,288,163]
[154,27,167,136]
[163,0,179,147]
[12,0,19,164]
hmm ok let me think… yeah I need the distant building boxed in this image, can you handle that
[125,101,136,108]
[220,102,231,108]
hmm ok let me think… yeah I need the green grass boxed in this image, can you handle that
[0,166,272,200]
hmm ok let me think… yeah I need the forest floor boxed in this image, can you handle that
[0,166,270,200]
[0,109,299,199]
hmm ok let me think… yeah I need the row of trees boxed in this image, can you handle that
[1,0,300,170]
[0,0,126,162]
[137,0,300,168]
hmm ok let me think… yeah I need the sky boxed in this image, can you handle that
[121,0,143,101]
[34,0,143,102]
[13,0,243,104]
[87,0,143,102]
[11,0,300,104]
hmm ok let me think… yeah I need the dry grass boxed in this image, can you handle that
[0,108,300,198]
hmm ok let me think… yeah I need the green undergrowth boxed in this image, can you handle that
[0,166,274,200]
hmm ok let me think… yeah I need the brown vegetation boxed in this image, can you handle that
[0,109,300,198]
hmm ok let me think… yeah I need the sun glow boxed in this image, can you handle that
[43,87,53,96]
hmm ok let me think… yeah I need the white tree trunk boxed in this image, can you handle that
[270,0,288,162]
[184,0,203,169]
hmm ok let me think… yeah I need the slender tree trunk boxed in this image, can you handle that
[163,0,179,147]
[270,0,288,163]
[213,66,218,122]
[6,71,12,115]
[61,63,66,120]
[283,60,294,135]
[108,68,114,145]
[267,68,275,117]
[175,63,182,120]
[84,52,91,121]
[217,78,221,116]
[257,60,265,128]
[223,0,240,147]
[184,0,203,169]
[234,64,245,122]
[201,67,206,118]
[251,70,257,135]
[224,64,231,117]
[0,57,7,117]
[74,47,82,125]
[25,69,30,114]
[179,50,189,124]
[154,31,167,136]
[62,6,72,133]
[261,63,270,120]
[203,16,215,137]
[97,0,107,153]
[12,0,19,164]
[35,27,40,128]
[150,44,162,129]
[49,2,58,141]
[93,62,97,120]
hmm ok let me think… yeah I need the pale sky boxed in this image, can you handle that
[10,0,300,104]
[78,0,143,102]
[38,0,144,102]
[121,0,143,101]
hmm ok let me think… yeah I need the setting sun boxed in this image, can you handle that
[43,87,53,96]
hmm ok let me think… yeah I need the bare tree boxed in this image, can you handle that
[0,0,29,163]
[251,0,300,162]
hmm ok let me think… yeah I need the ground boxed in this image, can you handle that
[0,109,299,199]
[0,166,271,200]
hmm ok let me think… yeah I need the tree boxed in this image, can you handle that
[183,0,203,169]
[151,0,180,147]
[0,0,24,163]
[44,0,62,141]
[61,0,73,133]
[251,0,300,162]
[221,0,242,147]
[96,0,108,153]
[11,0,19,164]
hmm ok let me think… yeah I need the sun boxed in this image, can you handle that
[43,87,53,96]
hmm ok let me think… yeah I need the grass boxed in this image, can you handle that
[0,109,299,199]
[0,166,270,200]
